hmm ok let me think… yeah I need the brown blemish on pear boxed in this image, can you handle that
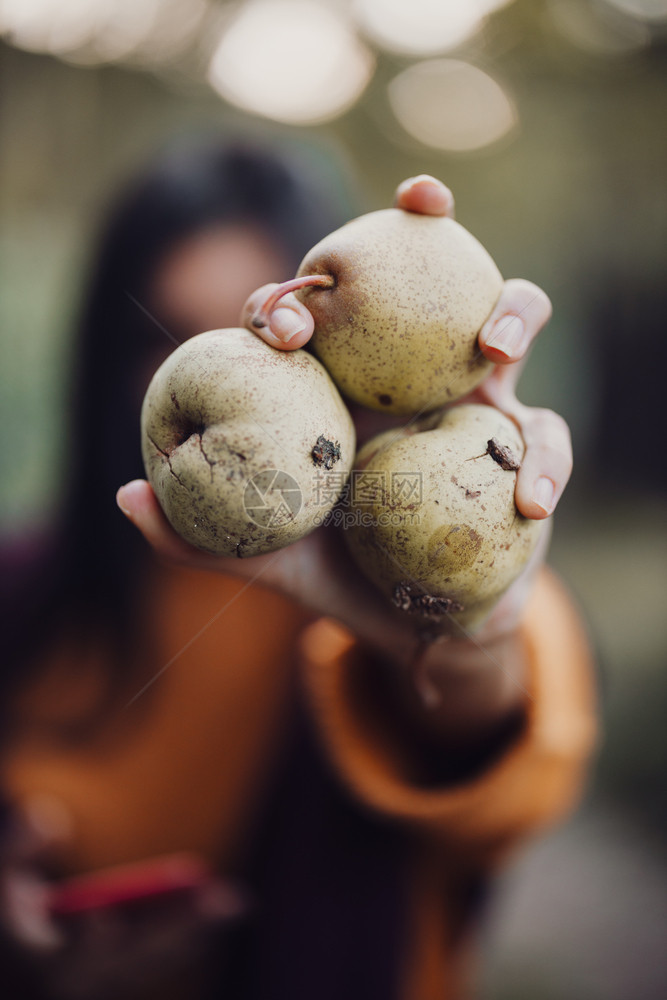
[427,524,482,572]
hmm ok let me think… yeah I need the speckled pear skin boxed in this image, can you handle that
[344,405,544,632]
[141,328,355,556]
[295,209,504,416]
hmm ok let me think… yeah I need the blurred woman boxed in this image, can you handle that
[2,136,350,712]
[0,138,596,1000]
[1,135,352,997]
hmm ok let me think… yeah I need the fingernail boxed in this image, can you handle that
[485,314,526,359]
[270,307,307,344]
[116,480,142,516]
[396,176,418,198]
[532,476,555,514]
[116,488,131,516]
[397,174,436,193]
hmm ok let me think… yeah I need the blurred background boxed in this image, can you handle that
[1,0,665,997]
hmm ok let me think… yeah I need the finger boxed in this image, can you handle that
[116,480,212,566]
[513,407,573,519]
[463,378,572,520]
[479,279,552,365]
[116,480,283,583]
[241,284,314,350]
[473,359,529,413]
[394,175,455,218]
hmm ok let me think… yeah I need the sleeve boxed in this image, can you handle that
[298,568,598,867]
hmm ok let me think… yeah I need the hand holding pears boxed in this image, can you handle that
[140,176,555,636]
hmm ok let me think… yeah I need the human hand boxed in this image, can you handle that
[242,174,572,522]
[117,176,570,717]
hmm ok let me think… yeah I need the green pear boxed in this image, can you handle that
[141,328,355,556]
[294,208,503,415]
[343,404,544,632]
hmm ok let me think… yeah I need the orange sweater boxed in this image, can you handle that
[2,565,597,999]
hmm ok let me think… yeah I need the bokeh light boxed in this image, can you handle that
[0,0,208,64]
[207,0,375,125]
[388,58,517,152]
[0,0,102,54]
[353,0,486,56]
[136,0,208,65]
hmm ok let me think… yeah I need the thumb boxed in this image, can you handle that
[241,284,314,351]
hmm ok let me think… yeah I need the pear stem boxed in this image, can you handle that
[250,274,335,329]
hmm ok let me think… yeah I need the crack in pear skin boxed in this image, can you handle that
[195,433,216,483]
[147,434,189,491]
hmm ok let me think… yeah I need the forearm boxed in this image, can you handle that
[343,534,549,771]
[300,569,596,854]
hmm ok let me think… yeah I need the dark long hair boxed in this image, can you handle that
[2,134,354,699]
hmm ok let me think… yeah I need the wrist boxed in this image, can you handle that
[353,629,529,787]
[361,624,529,756]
